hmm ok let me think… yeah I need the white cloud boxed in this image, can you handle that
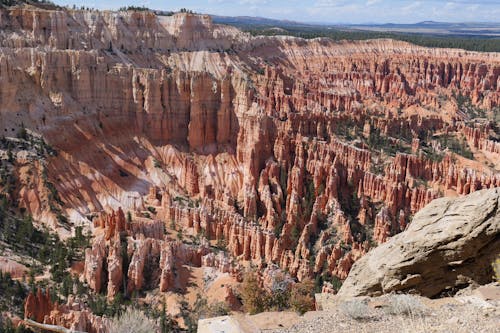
[239,0,269,4]
[314,0,350,8]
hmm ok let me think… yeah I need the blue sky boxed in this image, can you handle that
[52,0,500,24]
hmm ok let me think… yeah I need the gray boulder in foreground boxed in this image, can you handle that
[338,188,500,298]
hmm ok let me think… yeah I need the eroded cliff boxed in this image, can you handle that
[0,6,499,330]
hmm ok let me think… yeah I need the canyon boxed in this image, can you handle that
[0,4,499,332]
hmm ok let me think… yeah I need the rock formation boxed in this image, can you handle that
[24,289,108,333]
[0,6,498,329]
[338,188,500,298]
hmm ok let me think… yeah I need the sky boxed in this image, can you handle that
[52,0,500,24]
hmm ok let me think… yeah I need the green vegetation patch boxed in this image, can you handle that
[242,25,500,52]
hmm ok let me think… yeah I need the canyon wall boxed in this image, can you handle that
[0,7,498,297]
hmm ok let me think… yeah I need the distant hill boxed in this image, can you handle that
[212,16,500,37]
[350,21,500,37]
[211,15,310,27]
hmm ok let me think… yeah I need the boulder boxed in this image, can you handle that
[338,188,500,298]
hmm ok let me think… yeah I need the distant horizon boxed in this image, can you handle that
[51,1,500,25]
[210,16,500,26]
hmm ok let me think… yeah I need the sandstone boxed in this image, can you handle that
[338,188,500,298]
[83,236,106,294]
[106,233,123,300]
[224,286,242,311]
[0,257,28,279]
[24,288,53,323]
[0,7,499,324]
[473,284,500,301]
[24,289,108,333]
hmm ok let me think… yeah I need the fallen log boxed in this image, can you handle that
[23,319,87,333]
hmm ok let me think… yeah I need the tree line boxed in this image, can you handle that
[241,25,500,52]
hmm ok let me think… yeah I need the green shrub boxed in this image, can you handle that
[0,271,28,316]
[289,279,315,314]
[16,127,28,140]
[437,134,474,159]
[331,276,343,291]
[240,270,314,315]
[240,272,266,314]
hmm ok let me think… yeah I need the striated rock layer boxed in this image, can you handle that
[0,7,499,294]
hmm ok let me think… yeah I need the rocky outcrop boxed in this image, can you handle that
[462,124,500,156]
[0,257,28,279]
[84,209,212,298]
[24,289,108,333]
[83,236,106,294]
[201,252,241,279]
[94,208,128,241]
[338,188,500,298]
[24,288,54,323]
[106,233,123,299]
[0,6,499,303]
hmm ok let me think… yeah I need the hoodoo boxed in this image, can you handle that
[0,3,498,332]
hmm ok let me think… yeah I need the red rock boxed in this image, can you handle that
[223,286,242,311]
[25,289,109,332]
[24,288,52,323]
[106,233,123,300]
[1,7,499,303]
[373,207,392,244]
[84,236,106,294]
